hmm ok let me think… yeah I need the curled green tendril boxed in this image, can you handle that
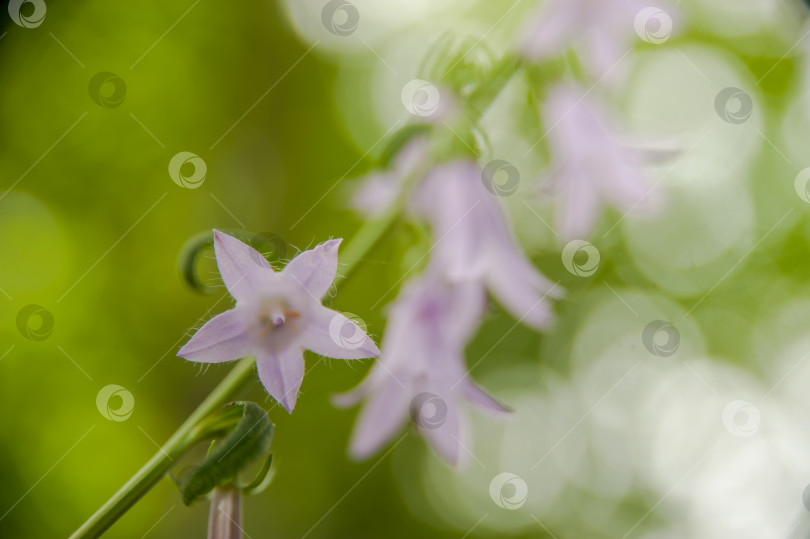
[240,453,274,496]
[177,401,274,506]
[177,230,289,294]
[378,124,433,167]
[420,33,496,98]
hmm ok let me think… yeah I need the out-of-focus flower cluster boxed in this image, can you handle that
[338,0,679,465]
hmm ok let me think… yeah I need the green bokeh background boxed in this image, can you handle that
[3,0,810,538]
[0,1,417,537]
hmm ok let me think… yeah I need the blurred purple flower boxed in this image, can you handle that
[519,0,639,82]
[178,230,380,413]
[540,84,662,242]
[334,270,509,465]
[411,160,562,330]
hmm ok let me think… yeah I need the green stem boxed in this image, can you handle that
[335,211,400,289]
[71,50,525,539]
[466,54,522,122]
[69,214,397,539]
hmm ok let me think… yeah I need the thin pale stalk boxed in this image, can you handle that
[207,488,242,539]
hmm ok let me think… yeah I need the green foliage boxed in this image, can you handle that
[179,402,274,506]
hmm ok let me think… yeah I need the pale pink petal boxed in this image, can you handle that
[542,83,666,240]
[386,273,484,356]
[256,347,306,413]
[545,85,605,154]
[519,3,577,61]
[282,239,342,300]
[418,388,462,466]
[349,375,410,460]
[499,248,562,300]
[411,162,489,280]
[213,230,272,302]
[352,171,402,217]
[462,380,512,415]
[519,0,649,84]
[486,268,557,330]
[302,305,380,360]
[443,280,488,346]
[331,378,370,408]
[593,28,629,81]
[555,173,601,242]
[178,308,253,364]
[597,156,655,213]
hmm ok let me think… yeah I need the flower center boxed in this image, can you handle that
[255,298,301,336]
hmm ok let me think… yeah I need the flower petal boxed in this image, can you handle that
[332,368,380,408]
[462,380,512,415]
[348,374,410,460]
[178,308,252,364]
[555,173,601,243]
[282,239,342,300]
[583,26,628,83]
[411,162,489,281]
[256,347,306,413]
[302,305,380,360]
[486,269,557,331]
[331,382,368,409]
[352,171,402,218]
[519,2,577,61]
[597,154,657,214]
[213,230,272,302]
[417,388,463,466]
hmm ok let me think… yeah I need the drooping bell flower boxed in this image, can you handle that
[410,160,562,330]
[335,269,509,465]
[178,231,380,413]
[519,0,641,83]
[540,84,663,242]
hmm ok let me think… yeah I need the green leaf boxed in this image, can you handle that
[178,402,274,506]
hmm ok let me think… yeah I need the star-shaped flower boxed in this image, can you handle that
[178,230,380,413]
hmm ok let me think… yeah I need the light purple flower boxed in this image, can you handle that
[410,160,562,330]
[335,270,509,465]
[540,84,662,242]
[178,230,380,413]
[519,0,640,82]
